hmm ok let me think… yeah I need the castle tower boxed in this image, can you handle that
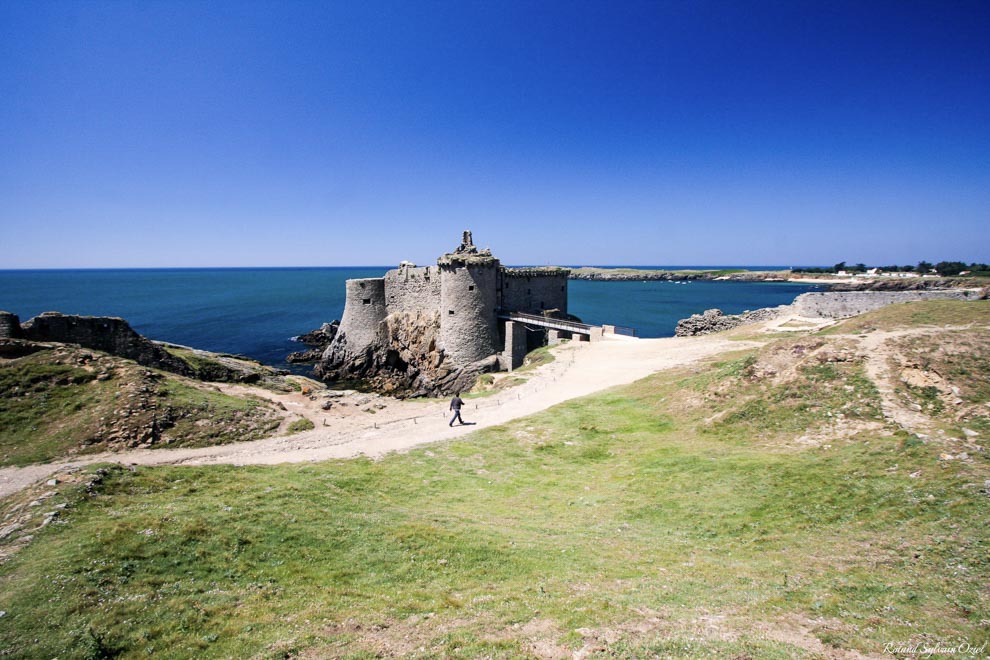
[438,232,499,365]
[335,277,387,357]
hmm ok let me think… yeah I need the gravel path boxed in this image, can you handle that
[0,334,758,498]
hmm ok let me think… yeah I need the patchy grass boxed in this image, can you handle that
[1,315,988,657]
[823,300,990,335]
[0,346,283,467]
[466,373,529,399]
[515,345,555,372]
[0,351,103,466]
[286,418,315,434]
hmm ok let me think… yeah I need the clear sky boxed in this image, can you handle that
[1,0,988,268]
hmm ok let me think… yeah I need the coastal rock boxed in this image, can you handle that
[286,348,325,364]
[315,310,496,397]
[296,321,339,346]
[828,278,973,292]
[286,321,340,364]
[674,307,781,336]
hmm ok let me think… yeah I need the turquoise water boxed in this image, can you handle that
[0,268,822,368]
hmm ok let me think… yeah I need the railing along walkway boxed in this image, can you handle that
[497,310,595,335]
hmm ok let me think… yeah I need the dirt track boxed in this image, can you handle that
[0,333,761,498]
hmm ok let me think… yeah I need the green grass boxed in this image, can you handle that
[0,354,103,466]
[286,418,315,434]
[2,325,988,657]
[515,345,555,372]
[0,348,283,466]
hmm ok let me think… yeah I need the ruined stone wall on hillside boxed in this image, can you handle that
[0,311,22,339]
[18,312,193,375]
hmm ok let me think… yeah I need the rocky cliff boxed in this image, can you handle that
[314,311,497,397]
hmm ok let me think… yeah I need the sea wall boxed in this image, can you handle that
[791,290,977,319]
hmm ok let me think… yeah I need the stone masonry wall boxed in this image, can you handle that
[384,265,441,314]
[791,290,977,319]
[334,278,388,358]
[18,312,193,374]
[439,261,500,365]
[0,311,22,339]
[500,269,568,314]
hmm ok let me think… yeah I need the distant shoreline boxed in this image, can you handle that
[567,267,987,290]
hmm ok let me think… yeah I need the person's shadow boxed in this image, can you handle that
[457,421,477,426]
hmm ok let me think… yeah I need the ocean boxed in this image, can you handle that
[0,268,823,369]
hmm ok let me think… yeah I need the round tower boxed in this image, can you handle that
[439,257,499,365]
[335,277,387,357]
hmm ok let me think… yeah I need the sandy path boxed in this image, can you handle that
[0,334,758,498]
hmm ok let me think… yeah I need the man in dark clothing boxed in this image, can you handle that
[449,393,465,426]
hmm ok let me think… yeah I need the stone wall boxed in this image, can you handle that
[500,269,569,314]
[18,312,192,375]
[384,265,441,314]
[0,311,22,339]
[333,278,388,358]
[439,260,500,365]
[791,290,977,319]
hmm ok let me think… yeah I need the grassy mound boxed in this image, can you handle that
[0,346,283,467]
[0,302,987,656]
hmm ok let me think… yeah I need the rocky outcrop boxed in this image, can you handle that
[828,278,974,292]
[315,311,497,397]
[675,307,782,336]
[296,321,339,346]
[287,321,339,364]
[19,312,194,376]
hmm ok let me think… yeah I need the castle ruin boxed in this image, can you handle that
[315,231,578,396]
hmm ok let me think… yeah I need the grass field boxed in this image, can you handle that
[1,302,988,657]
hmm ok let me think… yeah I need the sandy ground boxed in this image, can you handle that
[0,333,760,498]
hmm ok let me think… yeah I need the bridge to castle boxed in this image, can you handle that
[496,310,636,371]
[498,311,596,336]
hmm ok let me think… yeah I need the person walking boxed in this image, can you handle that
[449,392,465,426]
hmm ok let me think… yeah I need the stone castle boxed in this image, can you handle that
[315,231,575,396]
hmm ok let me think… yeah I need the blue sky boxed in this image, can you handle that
[1,0,988,268]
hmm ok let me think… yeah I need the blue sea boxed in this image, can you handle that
[0,268,823,369]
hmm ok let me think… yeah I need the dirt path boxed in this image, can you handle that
[854,325,984,435]
[0,334,760,498]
